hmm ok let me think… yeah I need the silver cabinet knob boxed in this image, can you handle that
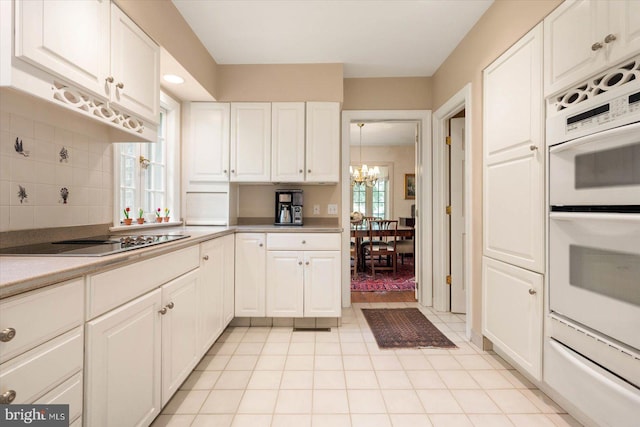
[0,390,16,404]
[299,169,303,173]
[301,240,306,244]
[529,145,538,151]
[298,261,303,265]
[604,33,617,44]
[223,170,228,174]
[105,76,114,83]
[259,243,263,247]
[591,41,603,51]
[116,82,124,89]
[305,261,310,266]
[159,307,168,315]
[0,327,16,342]
[231,169,235,174]
[307,169,311,173]
[528,289,537,295]
[203,255,209,261]
[167,302,175,309]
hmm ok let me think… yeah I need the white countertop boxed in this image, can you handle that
[0,224,342,299]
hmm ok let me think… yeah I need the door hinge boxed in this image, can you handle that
[446,275,452,285]
[446,205,452,215]
[446,136,451,146]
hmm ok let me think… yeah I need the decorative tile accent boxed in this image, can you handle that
[17,185,28,204]
[14,137,29,157]
[60,187,69,204]
[59,147,69,162]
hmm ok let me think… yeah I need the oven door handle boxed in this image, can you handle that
[549,212,640,222]
[549,121,640,154]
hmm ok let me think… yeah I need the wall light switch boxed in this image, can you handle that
[328,204,338,215]
[313,204,320,215]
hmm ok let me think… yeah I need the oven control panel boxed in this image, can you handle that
[565,90,640,134]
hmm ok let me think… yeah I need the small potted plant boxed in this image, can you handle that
[123,207,132,225]
[137,208,145,224]
[155,208,163,223]
[164,208,170,222]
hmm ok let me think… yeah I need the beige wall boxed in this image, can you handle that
[114,0,219,99]
[431,0,562,342]
[343,77,432,110]
[350,145,415,219]
[217,64,344,102]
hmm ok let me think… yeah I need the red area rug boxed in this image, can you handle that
[351,259,415,292]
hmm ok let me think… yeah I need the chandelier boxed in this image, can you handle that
[350,123,380,187]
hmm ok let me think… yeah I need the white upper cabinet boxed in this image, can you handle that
[305,102,340,182]
[544,0,640,96]
[13,0,160,125]
[14,0,110,97]
[483,23,544,274]
[109,3,160,124]
[230,103,272,182]
[271,102,306,182]
[184,103,231,189]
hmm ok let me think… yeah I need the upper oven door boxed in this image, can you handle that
[549,121,640,209]
[549,212,640,351]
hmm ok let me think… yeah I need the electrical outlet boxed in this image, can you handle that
[313,204,320,215]
[327,204,338,215]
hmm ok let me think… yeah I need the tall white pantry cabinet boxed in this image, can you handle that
[482,23,545,381]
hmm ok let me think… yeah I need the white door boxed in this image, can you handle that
[306,102,340,182]
[230,103,271,182]
[450,117,466,313]
[266,251,304,317]
[222,234,235,326]
[185,103,230,188]
[271,102,306,182]
[14,0,109,98]
[304,251,341,317]
[110,3,160,123]
[85,289,162,427]
[161,270,199,406]
[234,233,266,316]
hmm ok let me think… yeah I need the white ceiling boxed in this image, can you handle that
[350,121,417,146]
[171,0,493,78]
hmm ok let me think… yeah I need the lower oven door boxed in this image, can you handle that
[549,212,640,351]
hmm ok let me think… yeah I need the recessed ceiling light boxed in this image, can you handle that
[163,74,185,84]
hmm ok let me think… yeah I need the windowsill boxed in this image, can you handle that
[109,220,184,233]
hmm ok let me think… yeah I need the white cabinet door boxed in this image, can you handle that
[14,0,110,98]
[235,233,266,316]
[608,0,640,63]
[161,270,199,406]
[482,257,543,380]
[110,3,160,124]
[304,251,341,317]
[271,102,306,182]
[85,289,162,427]
[305,102,340,182]
[230,103,271,182]
[185,103,231,189]
[483,24,544,274]
[198,238,225,355]
[222,234,236,326]
[266,251,304,317]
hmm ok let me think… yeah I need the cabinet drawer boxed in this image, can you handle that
[87,245,199,319]
[37,372,83,424]
[0,327,83,405]
[267,233,340,251]
[0,278,83,364]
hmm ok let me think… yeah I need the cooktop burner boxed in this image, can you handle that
[0,234,190,257]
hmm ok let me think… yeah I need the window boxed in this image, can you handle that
[351,165,390,218]
[115,92,180,225]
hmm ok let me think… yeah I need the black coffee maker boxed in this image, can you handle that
[275,189,303,226]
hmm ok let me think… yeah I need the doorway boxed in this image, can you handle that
[341,110,432,308]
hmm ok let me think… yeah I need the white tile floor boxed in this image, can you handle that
[152,302,582,427]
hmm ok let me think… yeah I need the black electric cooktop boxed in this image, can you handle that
[0,234,190,257]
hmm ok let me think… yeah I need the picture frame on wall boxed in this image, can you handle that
[404,173,415,199]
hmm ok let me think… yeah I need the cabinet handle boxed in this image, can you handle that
[305,261,310,265]
[259,243,263,247]
[298,261,303,265]
[591,41,603,51]
[116,82,125,89]
[0,327,16,342]
[105,76,114,83]
[308,169,311,173]
[529,145,538,151]
[223,170,228,174]
[299,169,303,173]
[604,33,617,44]
[203,255,209,261]
[159,307,168,315]
[0,390,16,404]
[231,169,235,174]
[528,288,537,295]
[301,240,306,244]
[167,302,175,309]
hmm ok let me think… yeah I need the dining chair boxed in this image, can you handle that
[396,237,414,264]
[363,219,398,278]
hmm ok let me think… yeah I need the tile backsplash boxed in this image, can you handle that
[0,90,113,231]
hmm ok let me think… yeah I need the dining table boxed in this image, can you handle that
[350,221,415,271]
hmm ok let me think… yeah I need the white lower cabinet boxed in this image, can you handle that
[85,289,162,427]
[482,256,543,380]
[160,269,199,406]
[235,233,266,317]
[303,251,341,317]
[266,251,305,317]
